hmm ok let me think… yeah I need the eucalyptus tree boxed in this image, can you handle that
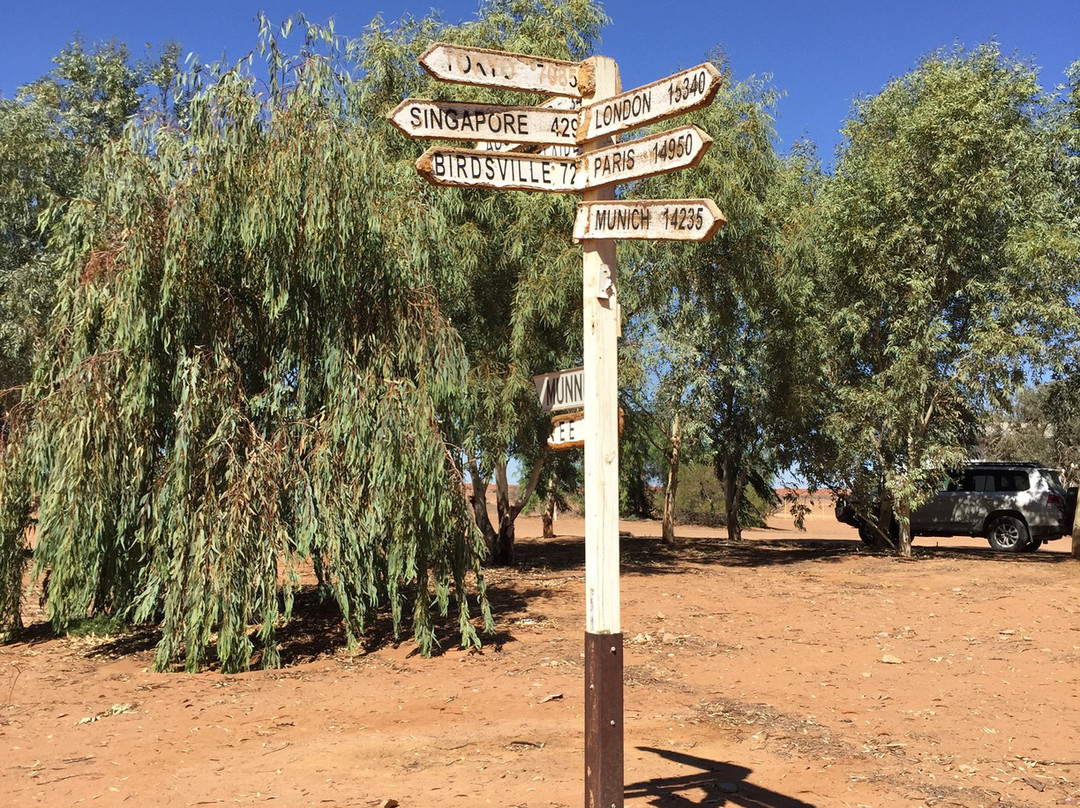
[1,18,503,668]
[0,39,179,408]
[358,0,608,563]
[623,64,823,543]
[811,45,1080,556]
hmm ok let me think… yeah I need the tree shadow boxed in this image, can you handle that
[627,746,817,807]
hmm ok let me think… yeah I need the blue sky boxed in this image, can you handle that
[2,1,1078,162]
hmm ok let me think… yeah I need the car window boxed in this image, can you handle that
[959,471,994,492]
[996,471,1029,492]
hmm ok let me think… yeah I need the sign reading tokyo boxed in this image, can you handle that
[577,63,721,142]
[416,147,578,192]
[390,99,580,147]
[419,43,589,97]
[533,367,584,412]
[574,199,726,242]
[579,125,712,189]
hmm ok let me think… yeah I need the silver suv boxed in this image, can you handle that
[837,462,1071,552]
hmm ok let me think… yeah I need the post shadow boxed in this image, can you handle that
[626,746,818,808]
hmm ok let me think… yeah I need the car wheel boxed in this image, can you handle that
[986,516,1030,553]
[858,524,878,546]
[1023,537,1043,552]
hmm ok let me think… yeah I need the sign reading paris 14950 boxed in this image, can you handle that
[415,124,712,193]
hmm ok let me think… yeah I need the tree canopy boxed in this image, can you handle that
[809,44,1080,554]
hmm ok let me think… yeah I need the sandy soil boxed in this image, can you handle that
[2,505,1079,808]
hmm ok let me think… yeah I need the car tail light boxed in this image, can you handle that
[1047,493,1064,508]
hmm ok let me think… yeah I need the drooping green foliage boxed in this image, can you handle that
[810,45,1080,554]
[357,0,608,562]
[1,17,506,670]
[0,39,180,401]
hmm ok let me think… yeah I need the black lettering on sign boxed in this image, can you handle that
[594,206,650,232]
[595,90,653,129]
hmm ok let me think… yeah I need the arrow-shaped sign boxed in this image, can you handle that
[417,124,711,192]
[574,199,726,242]
[419,43,589,97]
[534,367,584,412]
[578,125,712,190]
[416,147,579,192]
[474,96,582,154]
[577,62,722,143]
[389,99,581,147]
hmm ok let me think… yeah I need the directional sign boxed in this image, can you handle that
[548,411,585,450]
[418,125,711,192]
[577,62,721,143]
[573,199,726,242]
[534,366,584,412]
[389,99,581,147]
[419,43,589,97]
[578,125,712,190]
[416,147,578,192]
[475,96,582,154]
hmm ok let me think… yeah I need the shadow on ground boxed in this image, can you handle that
[626,746,817,807]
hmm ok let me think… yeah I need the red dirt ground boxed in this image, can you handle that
[3,503,1079,807]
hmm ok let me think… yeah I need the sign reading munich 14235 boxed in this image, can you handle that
[574,199,727,242]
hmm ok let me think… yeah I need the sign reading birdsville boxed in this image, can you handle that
[394,43,728,808]
[414,124,712,192]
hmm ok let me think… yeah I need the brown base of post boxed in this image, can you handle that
[585,631,623,808]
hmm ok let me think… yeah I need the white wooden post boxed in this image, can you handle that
[580,54,623,808]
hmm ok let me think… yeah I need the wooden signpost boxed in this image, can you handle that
[395,44,725,808]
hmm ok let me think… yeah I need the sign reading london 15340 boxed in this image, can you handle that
[576,62,721,142]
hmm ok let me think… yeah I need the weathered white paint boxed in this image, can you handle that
[474,96,582,154]
[580,55,621,637]
[577,125,713,190]
[577,62,721,142]
[419,43,589,97]
[573,198,726,241]
[415,147,578,192]
[547,412,585,450]
[389,99,581,147]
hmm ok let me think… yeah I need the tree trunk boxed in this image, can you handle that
[895,499,913,558]
[489,452,549,565]
[661,412,682,545]
[467,460,497,550]
[722,454,742,542]
[542,476,557,539]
